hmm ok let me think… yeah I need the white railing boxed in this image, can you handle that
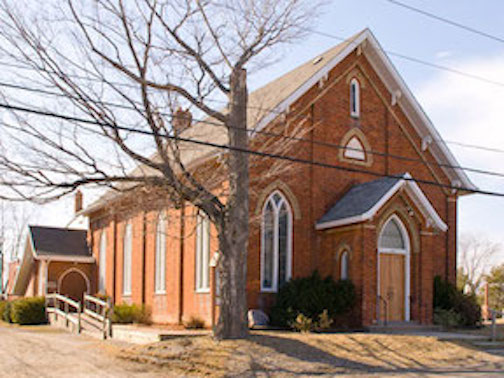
[83,294,111,339]
[46,293,82,333]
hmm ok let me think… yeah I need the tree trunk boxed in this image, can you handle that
[214,68,249,339]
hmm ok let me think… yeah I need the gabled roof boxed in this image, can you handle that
[83,28,475,215]
[29,226,91,258]
[10,226,93,296]
[316,173,448,231]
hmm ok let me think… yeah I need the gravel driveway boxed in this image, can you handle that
[0,325,165,378]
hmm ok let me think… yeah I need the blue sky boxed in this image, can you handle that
[34,0,504,267]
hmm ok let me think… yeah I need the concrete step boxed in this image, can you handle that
[368,322,442,333]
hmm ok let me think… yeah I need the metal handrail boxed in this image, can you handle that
[490,308,504,342]
[46,293,81,333]
[377,295,388,326]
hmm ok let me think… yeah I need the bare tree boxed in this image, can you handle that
[0,201,35,293]
[458,233,502,294]
[0,0,320,338]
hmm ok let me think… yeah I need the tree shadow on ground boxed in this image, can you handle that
[246,333,504,376]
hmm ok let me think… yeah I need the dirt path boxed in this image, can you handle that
[0,325,166,378]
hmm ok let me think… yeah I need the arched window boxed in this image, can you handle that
[195,213,210,292]
[98,231,107,293]
[350,78,360,118]
[343,136,366,161]
[379,217,406,251]
[123,222,132,296]
[155,213,167,293]
[261,191,293,292]
[340,251,349,280]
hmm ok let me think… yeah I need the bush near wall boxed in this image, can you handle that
[0,301,11,323]
[434,275,481,327]
[111,303,152,325]
[10,297,47,325]
[270,271,356,328]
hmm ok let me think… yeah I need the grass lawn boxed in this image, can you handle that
[119,331,504,376]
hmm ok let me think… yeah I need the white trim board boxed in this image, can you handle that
[316,173,448,232]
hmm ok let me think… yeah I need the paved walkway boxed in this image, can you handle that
[0,325,166,377]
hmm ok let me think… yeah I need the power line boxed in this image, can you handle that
[2,79,504,179]
[2,55,504,156]
[2,42,504,157]
[1,101,503,198]
[305,28,504,89]
[384,0,504,44]
[2,80,504,179]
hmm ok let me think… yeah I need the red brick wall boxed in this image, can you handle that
[88,49,458,326]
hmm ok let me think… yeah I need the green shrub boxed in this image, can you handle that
[184,316,205,329]
[111,303,151,325]
[270,271,356,327]
[434,308,463,328]
[0,301,11,323]
[2,301,12,323]
[10,297,47,325]
[433,276,481,327]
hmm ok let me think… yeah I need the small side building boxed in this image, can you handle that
[9,226,95,303]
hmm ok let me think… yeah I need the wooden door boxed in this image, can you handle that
[379,254,405,322]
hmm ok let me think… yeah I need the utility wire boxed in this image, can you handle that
[384,0,504,44]
[2,81,504,178]
[2,39,504,156]
[304,28,504,89]
[1,101,503,198]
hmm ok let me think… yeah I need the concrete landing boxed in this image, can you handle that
[112,324,211,344]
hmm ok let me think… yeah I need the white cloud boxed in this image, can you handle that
[435,50,454,60]
[416,54,504,264]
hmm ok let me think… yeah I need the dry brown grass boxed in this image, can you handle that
[119,331,504,377]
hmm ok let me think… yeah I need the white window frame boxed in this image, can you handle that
[122,222,133,296]
[195,213,210,293]
[350,78,360,118]
[155,213,167,294]
[260,191,293,293]
[98,230,107,293]
[340,250,349,280]
[377,215,411,321]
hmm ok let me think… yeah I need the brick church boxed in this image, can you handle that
[79,29,474,328]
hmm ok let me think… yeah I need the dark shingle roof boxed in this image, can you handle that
[317,176,402,226]
[29,226,90,257]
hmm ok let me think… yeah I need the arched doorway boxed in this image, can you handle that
[58,268,90,304]
[377,215,410,322]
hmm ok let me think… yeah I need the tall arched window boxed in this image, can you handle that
[350,78,360,118]
[195,213,210,292]
[123,222,132,296]
[340,251,349,280]
[155,213,167,293]
[261,191,292,292]
[98,231,107,293]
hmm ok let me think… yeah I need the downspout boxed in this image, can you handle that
[112,214,118,304]
[309,104,315,272]
[141,211,147,305]
[178,201,186,324]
